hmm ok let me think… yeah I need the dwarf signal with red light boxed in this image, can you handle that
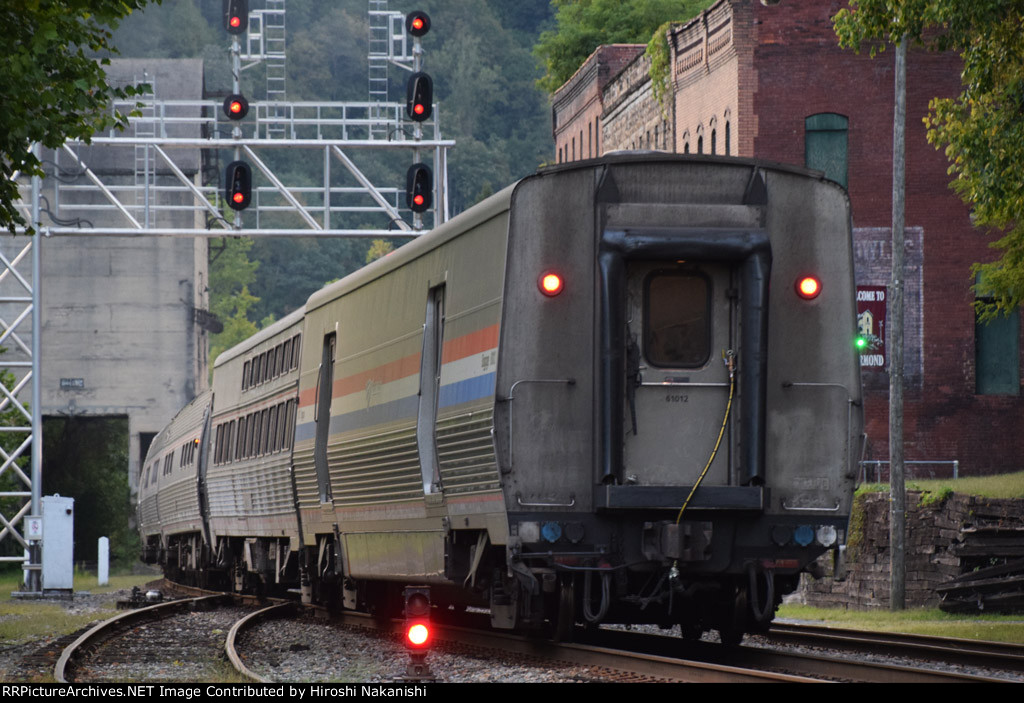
[225,161,252,211]
[406,10,430,37]
[403,586,432,650]
[223,0,248,34]
[223,94,249,121]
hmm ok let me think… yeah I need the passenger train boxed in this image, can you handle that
[138,154,863,643]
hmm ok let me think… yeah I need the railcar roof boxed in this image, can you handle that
[305,181,517,312]
[214,305,305,368]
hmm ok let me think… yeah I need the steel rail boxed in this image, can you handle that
[586,627,1015,683]
[54,594,228,683]
[225,602,297,682]
[767,622,1024,674]
[327,610,817,684]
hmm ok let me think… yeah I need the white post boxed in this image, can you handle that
[98,537,109,586]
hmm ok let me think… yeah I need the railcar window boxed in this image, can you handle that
[225,421,233,463]
[645,273,711,368]
[291,334,301,369]
[268,405,279,452]
[284,399,296,451]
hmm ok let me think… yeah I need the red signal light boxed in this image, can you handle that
[796,275,822,300]
[223,94,249,121]
[233,192,244,204]
[230,16,240,27]
[539,272,564,297]
[406,11,430,37]
[406,622,430,647]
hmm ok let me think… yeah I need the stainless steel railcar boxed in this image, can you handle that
[141,154,863,643]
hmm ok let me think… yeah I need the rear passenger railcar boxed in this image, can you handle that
[488,155,862,640]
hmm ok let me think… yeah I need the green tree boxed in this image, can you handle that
[366,239,394,263]
[0,0,159,234]
[208,237,262,364]
[533,0,709,93]
[43,417,138,566]
[833,1,1024,317]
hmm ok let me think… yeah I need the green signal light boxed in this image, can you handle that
[855,336,868,350]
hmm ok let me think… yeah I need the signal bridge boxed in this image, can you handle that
[32,97,452,239]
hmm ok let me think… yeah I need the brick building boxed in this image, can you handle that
[551,0,1024,475]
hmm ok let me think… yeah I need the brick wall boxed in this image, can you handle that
[670,2,738,155]
[549,0,1024,475]
[749,0,1024,474]
[602,51,673,152]
[801,491,1024,609]
[552,45,644,163]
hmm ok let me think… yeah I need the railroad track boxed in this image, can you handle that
[582,625,1021,683]
[55,593,258,683]
[52,582,1024,683]
[765,622,1024,674]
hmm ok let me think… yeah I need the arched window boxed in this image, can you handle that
[725,121,731,156]
[805,113,849,187]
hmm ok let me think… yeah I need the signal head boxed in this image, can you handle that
[406,11,430,37]
[406,163,433,213]
[406,72,433,122]
[225,160,252,211]
[403,587,432,651]
[223,0,248,34]
[223,94,249,121]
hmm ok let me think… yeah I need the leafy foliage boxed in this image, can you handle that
[0,0,160,234]
[834,0,1024,316]
[533,0,710,94]
[43,417,138,565]
[208,237,261,365]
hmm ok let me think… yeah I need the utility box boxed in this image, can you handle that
[42,495,74,593]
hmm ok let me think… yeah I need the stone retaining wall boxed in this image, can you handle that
[799,491,1024,609]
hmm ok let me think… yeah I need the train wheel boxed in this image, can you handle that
[679,623,704,641]
[718,587,747,646]
[550,576,575,642]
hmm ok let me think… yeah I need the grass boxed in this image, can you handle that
[0,568,157,644]
[777,603,1024,644]
[856,470,1024,500]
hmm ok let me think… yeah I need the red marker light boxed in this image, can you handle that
[414,103,425,115]
[539,272,564,297]
[796,276,822,300]
[413,194,425,206]
[412,17,424,31]
[230,101,243,114]
[230,16,241,28]
[233,192,245,204]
